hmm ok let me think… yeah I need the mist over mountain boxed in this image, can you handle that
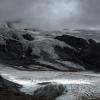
[0,0,100,30]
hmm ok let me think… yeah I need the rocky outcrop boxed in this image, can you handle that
[22,33,34,41]
[0,40,23,59]
[79,39,100,71]
[6,39,23,58]
[32,84,65,100]
[55,35,100,71]
[0,75,22,95]
[55,35,88,51]
[0,75,33,100]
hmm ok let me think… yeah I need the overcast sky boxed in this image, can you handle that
[0,0,100,30]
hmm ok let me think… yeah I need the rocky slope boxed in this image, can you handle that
[0,25,100,71]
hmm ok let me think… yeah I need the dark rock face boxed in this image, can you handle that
[0,45,7,58]
[0,76,22,95]
[0,40,23,59]
[54,45,78,62]
[55,35,88,51]
[6,39,23,59]
[0,75,33,100]
[22,34,34,41]
[55,35,100,71]
[79,39,100,71]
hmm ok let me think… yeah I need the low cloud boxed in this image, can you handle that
[0,0,100,30]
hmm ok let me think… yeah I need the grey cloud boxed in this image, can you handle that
[0,0,100,30]
[77,0,100,27]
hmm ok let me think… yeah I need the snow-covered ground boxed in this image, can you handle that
[0,66,100,100]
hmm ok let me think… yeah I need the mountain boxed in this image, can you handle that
[0,25,100,100]
[0,25,100,71]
